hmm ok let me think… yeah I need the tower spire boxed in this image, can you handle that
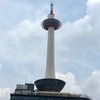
[50,3,53,14]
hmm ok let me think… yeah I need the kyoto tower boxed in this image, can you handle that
[35,4,65,92]
[10,3,92,100]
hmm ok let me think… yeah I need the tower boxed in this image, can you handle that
[34,4,65,92]
[10,3,92,100]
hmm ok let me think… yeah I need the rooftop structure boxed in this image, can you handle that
[10,88,92,100]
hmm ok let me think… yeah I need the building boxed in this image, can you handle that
[10,3,93,100]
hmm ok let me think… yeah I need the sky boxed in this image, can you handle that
[0,0,100,100]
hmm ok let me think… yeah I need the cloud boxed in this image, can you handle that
[0,18,47,82]
[56,71,100,100]
[56,72,81,93]
[55,0,100,76]
[87,0,100,5]
[87,0,100,16]
[8,18,46,63]
[84,71,100,100]
[0,5,48,86]
[55,2,100,100]
[0,88,10,98]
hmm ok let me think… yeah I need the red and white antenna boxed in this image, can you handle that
[50,3,53,14]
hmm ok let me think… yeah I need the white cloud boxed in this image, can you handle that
[84,71,100,100]
[87,0,100,15]
[56,72,81,93]
[9,19,35,47]
[0,88,10,97]
[55,0,100,76]
[87,0,100,5]
[2,18,47,80]
[56,71,100,100]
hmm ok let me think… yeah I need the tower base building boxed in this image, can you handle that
[10,90,92,100]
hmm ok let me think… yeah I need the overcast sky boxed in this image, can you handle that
[0,0,100,100]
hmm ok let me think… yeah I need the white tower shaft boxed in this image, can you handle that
[45,26,55,78]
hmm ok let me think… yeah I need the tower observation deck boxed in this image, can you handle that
[42,18,61,30]
[41,4,61,31]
